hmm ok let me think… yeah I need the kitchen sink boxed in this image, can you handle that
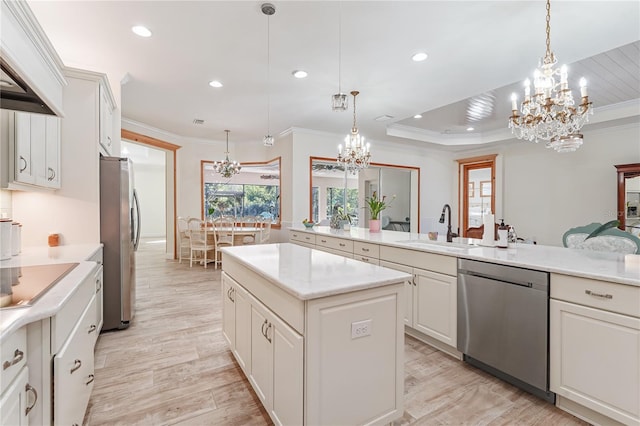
[396,239,476,251]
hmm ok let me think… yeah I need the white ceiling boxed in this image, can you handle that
[27,1,640,149]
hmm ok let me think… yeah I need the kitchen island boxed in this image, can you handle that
[221,243,410,426]
[290,226,640,426]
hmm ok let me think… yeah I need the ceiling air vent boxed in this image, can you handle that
[193,119,205,125]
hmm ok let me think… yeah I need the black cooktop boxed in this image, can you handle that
[0,263,79,309]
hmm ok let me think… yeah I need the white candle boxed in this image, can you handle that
[524,79,531,99]
[510,93,518,111]
[560,65,568,84]
[580,77,588,97]
[338,144,342,153]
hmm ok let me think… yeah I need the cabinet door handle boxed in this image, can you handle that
[227,287,235,302]
[88,325,97,334]
[47,167,55,181]
[19,156,27,173]
[261,319,268,338]
[2,349,24,370]
[86,374,95,385]
[25,383,37,416]
[70,359,82,374]
[96,279,102,292]
[265,322,272,344]
[585,289,613,299]
[412,274,417,286]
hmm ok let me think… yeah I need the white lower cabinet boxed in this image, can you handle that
[550,299,640,425]
[0,367,31,426]
[54,295,97,426]
[380,261,414,326]
[249,304,275,409]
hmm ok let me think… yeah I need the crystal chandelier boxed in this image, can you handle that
[331,2,348,111]
[508,0,593,152]
[337,91,371,174]
[213,130,241,178]
[262,3,275,147]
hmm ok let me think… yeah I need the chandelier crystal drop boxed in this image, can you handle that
[331,2,348,112]
[337,91,371,175]
[213,130,241,178]
[508,0,593,152]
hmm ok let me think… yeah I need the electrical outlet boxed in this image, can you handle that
[351,319,372,339]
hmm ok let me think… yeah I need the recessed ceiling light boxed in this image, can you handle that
[466,127,475,132]
[411,52,428,62]
[413,114,422,119]
[131,25,152,37]
[209,80,223,88]
[292,70,308,79]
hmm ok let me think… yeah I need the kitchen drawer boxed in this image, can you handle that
[51,271,97,353]
[354,255,379,265]
[316,235,353,253]
[551,274,640,318]
[53,295,96,426]
[354,241,380,259]
[0,327,27,394]
[289,231,316,245]
[380,246,457,276]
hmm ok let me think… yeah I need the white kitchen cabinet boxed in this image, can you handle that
[86,248,104,334]
[413,267,457,347]
[550,274,640,426]
[249,303,274,410]
[99,84,114,155]
[53,295,97,426]
[3,111,61,190]
[380,260,414,326]
[222,274,252,375]
[0,367,32,426]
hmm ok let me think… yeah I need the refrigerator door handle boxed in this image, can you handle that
[132,189,141,251]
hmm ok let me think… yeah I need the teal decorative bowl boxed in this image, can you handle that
[303,222,315,228]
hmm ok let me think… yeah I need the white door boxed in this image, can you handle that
[13,112,35,184]
[0,367,29,426]
[43,116,60,188]
[271,314,303,426]
[250,304,273,411]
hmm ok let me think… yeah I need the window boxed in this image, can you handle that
[457,155,496,236]
[201,157,281,225]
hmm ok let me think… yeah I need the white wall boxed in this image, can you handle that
[455,123,640,246]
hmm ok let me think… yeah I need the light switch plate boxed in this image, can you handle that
[351,319,372,339]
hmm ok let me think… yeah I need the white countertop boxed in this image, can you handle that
[221,243,411,300]
[290,226,640,287]
[0,244,102,343]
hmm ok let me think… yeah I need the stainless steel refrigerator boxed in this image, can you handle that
[100,156,140,330]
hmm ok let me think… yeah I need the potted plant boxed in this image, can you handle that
[365,191,394,232]
[330,206,352,230]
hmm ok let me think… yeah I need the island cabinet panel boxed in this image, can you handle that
[305,285,404,426]
[550,273,640,426]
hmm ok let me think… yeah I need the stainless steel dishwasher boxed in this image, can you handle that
[457,258,555,403]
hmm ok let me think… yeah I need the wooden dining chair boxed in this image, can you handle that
[212,217,235,269]
[259,219,272,244]
[177,216,190,263]
[188,219,215,268]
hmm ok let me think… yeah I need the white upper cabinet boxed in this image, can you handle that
[99,84,114,155]
[3,111,61,190]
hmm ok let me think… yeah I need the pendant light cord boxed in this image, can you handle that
[338,1,342,93]
[267,15,271,134]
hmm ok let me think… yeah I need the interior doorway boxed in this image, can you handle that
[458,155,496,237]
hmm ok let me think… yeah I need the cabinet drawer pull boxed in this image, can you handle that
[19,156,27,173]
[3,349,24,370]
[265,322,272,343]
[86,374,95,385]
[320,239,327,243]
[361,247,370,252]
[339,243,346,247]
[361,257,369,262]
[88,324,97,334]
[292,233,298,238]
[70,359,82,374]
[47,167,55,181]
[585,289,613,299]
[305,236,311,240]
[25,383,37,416]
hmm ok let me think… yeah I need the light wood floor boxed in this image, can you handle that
[85,239,588,425]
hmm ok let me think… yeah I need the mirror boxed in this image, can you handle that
[310,157,419,232]
[616,163,640,236]
[201,157,281,226]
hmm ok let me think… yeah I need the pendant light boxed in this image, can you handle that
[331,2,348,111]
[337,91,370,174]
[213,130,241,178]
[262,3,275,146]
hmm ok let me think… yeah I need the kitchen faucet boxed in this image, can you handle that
[438,204,458,242]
